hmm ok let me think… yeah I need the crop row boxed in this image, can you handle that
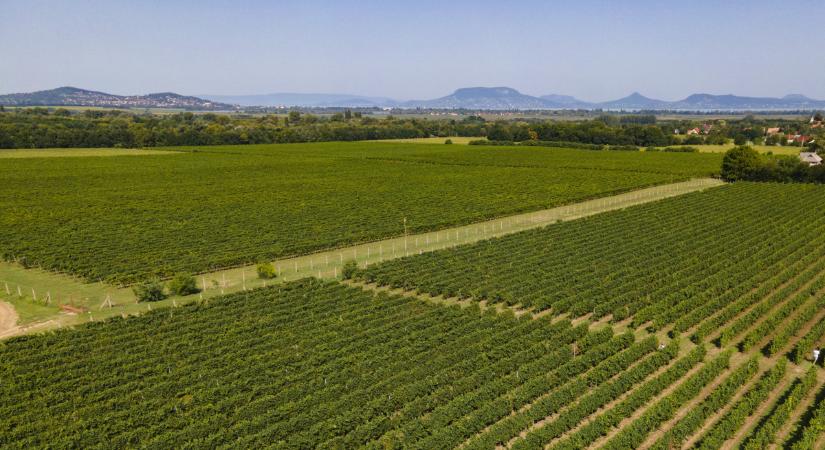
[0,143,697,283]
[548,345,707,449]
[694,358,788,449]
[650,356,759,449]
[742,366,818,449]
[358,183,825,333]
[599,350,732,449]
[0,279,667,448]
[790,383,825,449]
[502,341,679,450]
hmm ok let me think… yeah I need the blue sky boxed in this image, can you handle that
[1,0,823,101]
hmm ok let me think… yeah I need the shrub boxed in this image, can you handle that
[167,273,200,296]
[444,139,453,145]
[133,279,166,302]
[256,262,277,279]
[721,146,760,181]
[342,260,358,280]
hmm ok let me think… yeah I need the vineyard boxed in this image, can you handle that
[3,179,825,447]
[0,142,720,284]
[0,279,657,447]
[351,181,825,448]
[3,278,824,448]
[357,182,825,329]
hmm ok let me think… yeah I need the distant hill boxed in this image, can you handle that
[9,86,825,111]
[403,87,556,110]
[666,93,825,110]
[539,94,594,108]
[598,92,670,110]
[202,93,397,108]
[0,87,234,110]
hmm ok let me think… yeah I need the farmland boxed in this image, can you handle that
[3,141,825,448]
[0,279,655,448]
[357,183,825,325]
[0,142,720,284]
[3,178,825,447]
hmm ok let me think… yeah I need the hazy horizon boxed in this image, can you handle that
[2,0,824,102]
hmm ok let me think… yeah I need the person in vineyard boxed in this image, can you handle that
[814,348,820,365]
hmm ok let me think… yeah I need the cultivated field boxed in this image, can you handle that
[3,142,825,448]
[0,142,720,284]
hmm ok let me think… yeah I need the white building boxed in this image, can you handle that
[799,151,823,166]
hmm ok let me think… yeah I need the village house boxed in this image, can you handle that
[799,151,823,166]
[787,134,812,145]
[686,127,700,135]
[766,127,781,135]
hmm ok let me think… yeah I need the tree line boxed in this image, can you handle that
[721,146,825,183]
[0,109,486,148]
[1,107,822,149]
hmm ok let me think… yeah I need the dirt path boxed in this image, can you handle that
[0,301,18,335]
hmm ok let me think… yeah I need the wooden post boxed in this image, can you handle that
[202,276,207,291]
[31,288,37,301]
[17,286,22,297]
[242,270,246,291]
[3,282,8,295]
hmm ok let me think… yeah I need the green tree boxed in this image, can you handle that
[133,279,167,302]
[721,146,761,181]
[257,262,277,279]
[167,273,200,296]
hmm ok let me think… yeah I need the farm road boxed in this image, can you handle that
[0,301,18,335]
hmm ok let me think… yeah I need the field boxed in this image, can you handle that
[374,136,482,144]
[357,182,825,324]
[3,180,825,447]
[687,143,802,155]
[0,142,720,284]
[3,141,825,448]
[0,148,179,158]
[0,279,667,448]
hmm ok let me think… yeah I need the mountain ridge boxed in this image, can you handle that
[3,86,825,111]
[0,86,234,110]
